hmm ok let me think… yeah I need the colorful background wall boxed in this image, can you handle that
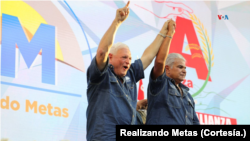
[1,0,250,140]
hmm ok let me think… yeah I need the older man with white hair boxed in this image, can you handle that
[86,1,175,140]
[146,39,200,124]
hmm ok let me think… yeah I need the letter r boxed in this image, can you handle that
[120,129,127,136]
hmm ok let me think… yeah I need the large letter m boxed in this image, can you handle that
[1,14,56,85]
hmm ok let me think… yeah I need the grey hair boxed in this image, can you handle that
[110,42,129,55]
[166,53,186,68]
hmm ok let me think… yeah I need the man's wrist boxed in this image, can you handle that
[158,33,173,38]
[158,33,167,38]
[167,31,174,37]
[113,19,122,26]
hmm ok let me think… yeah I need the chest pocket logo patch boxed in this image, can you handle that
[125,76,131,82]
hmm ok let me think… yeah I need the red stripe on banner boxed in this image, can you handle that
[196,112,237,125]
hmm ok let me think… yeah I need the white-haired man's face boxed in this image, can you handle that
[166,58,186,84]
[109,47,131,78]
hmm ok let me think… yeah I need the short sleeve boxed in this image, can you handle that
[148,67,167,96]
[130,59,144,82]
[87,56,109,84]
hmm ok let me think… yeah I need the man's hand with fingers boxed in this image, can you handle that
[167,19,176,36]
[158,19,176,39]
[116,1,130,23]
[159,20,171,37]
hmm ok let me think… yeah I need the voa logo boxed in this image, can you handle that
[1,13,56,85]
[218,15,229,20]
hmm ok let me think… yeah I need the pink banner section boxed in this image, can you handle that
[196,112,237,125]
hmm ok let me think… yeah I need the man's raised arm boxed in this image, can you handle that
[152,19,176,80]
[96,1,130,71]
[140,20,170,70]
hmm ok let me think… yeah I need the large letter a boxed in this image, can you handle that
[169,17,211,81]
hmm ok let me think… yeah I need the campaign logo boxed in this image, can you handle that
[134,1,214,98]
[218,15,229,20]
[1,1,85,85]
[1,13,56,85]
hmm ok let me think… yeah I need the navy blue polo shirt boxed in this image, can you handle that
[146,68,200,125]
[86,56,144,141]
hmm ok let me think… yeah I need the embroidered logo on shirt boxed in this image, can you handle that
[125,76,131,82]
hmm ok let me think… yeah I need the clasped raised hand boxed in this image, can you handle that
[167,19,176,36]
[159,19,176,37]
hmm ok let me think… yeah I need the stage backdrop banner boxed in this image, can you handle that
[1,0,250,141]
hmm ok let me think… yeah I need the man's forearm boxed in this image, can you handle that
[140,34,165,70]
[96,20,121,71]
[152,33,172,80]
[151,19,175,79]
[140,20,170,70]
[95,1,130,71]
[155,34,172,65]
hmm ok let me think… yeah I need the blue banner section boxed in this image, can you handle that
[1,14,55,84]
